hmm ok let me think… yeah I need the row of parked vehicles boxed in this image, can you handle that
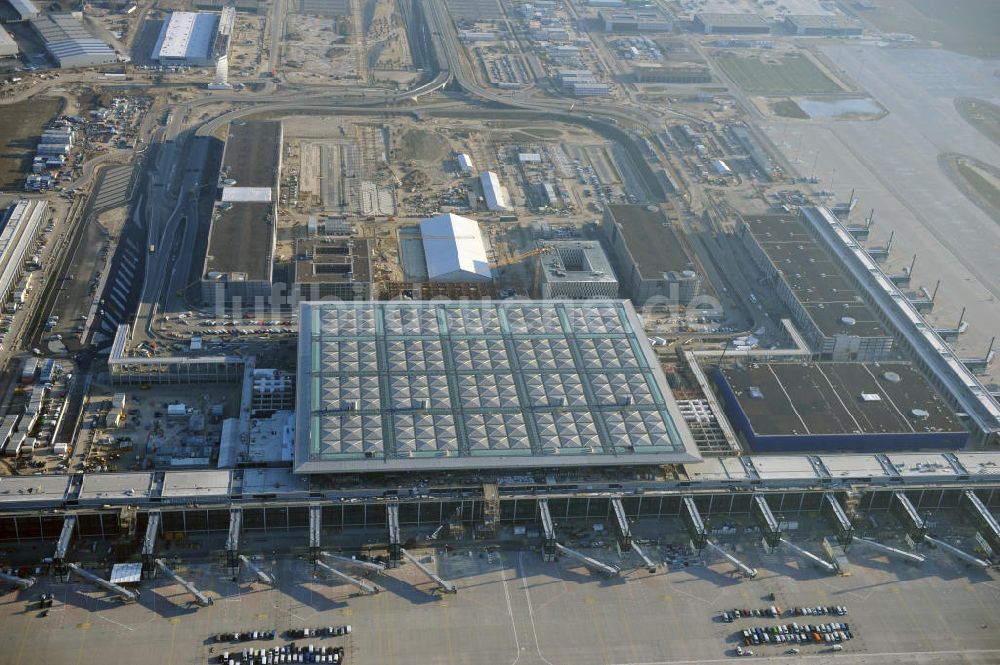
[215,630,278,643]
[286,626,352,639]
[723,605,848,622]
[216,644,344,665]
[738,621,854,648]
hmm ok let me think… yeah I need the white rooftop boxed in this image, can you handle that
[295,300,699,473]
[420,213,492,282]
[155,11,218,61]
[222,186,272,203]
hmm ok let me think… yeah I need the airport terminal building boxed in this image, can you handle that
[294,300,700,474]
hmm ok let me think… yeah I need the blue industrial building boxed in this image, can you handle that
[714,362,968,453]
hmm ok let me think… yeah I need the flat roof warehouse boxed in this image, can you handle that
[153,11,219,62]
[716,362,968,452]
[741,214,888,339]
[203,120,281,285]
[606,204,690,277]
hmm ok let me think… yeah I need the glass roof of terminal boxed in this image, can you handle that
[294,300,699,473]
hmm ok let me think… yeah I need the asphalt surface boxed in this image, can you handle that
[2,529,999,665]
[759,44,1000,382]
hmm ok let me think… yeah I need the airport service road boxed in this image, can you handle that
[759,44,1000,381]
[1,542,999,665]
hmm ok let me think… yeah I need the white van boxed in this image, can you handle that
[831,644,843,652]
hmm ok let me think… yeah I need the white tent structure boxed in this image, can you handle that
[420,213,492,282]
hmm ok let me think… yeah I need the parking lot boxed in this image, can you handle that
[2,523,999,665]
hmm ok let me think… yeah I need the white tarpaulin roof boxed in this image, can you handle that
[222,186,272,202]
[419,213,492,282]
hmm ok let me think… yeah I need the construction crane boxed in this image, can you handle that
[409,235,552,268]
[492,245,552,268]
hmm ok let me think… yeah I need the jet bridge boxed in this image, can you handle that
[53,514,77,577]
[399,548,457,593]
[0,570,35,589]
[387,502,401,568]
[610,497,631,549]
[238,555,274,585]
[751,494,782,548]
[821,493,854,546]
[779,538,838,573]
[321,551,386,575]
[852,537,925,564]
[891,492,927,540]
[225,507,242,572]
[315,559,380,595]
[704,541,757,578]
[681,496,708,549]
[142,511,160,578]
[538,499,557,562]
[309,504,322,561]
[155,559,212,607]
[630,541,657,573]
[923,535,990,568]
[554,543,620,578]
[67,563,138,603]
[960,490,1000,555]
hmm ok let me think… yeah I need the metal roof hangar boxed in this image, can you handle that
[294,300,700,473]
[31,13,117,68]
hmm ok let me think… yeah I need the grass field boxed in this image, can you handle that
[940,153,1000,225]
[770,99,809,119]
[956,98,1000,148]
[865,0,1000,59]
[0,97,61,190]
[715,53,841,95]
